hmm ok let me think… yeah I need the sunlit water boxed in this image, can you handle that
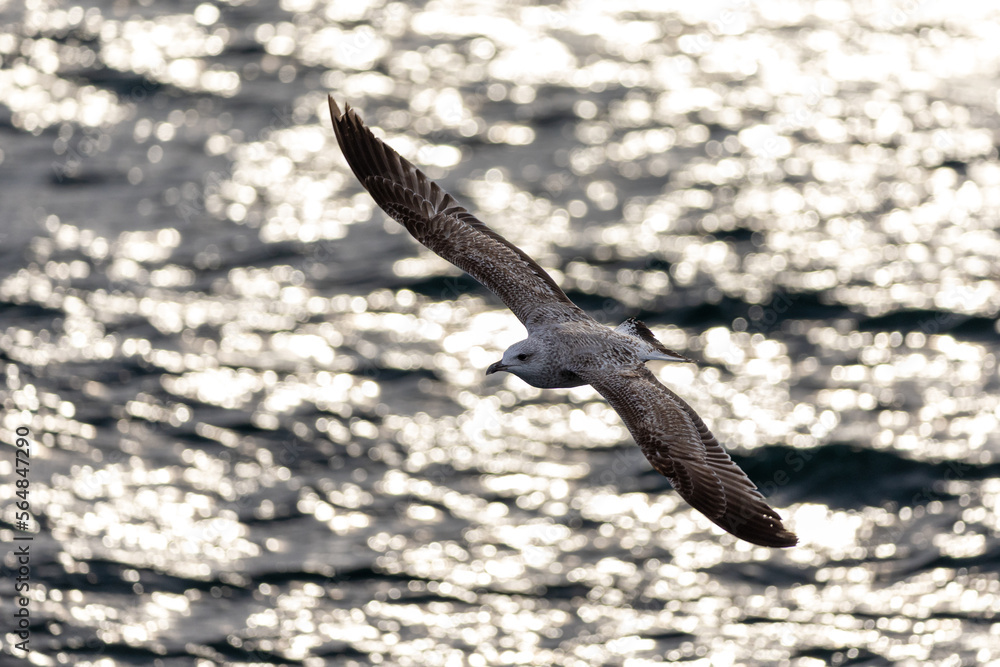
[1,1,999,665]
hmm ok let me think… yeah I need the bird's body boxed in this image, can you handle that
[328,96,798,548]
[486,318,689,389]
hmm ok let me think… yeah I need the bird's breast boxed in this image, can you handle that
[538,368,587,389]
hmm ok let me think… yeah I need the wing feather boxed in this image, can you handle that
[581,366,797,547]
[328,96,586,330]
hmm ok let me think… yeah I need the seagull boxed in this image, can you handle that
[327,96,797,548]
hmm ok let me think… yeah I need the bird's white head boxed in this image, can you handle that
[485,338,547,384]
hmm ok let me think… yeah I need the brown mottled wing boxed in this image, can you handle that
[580,366,797,547]
[328,96,587,331]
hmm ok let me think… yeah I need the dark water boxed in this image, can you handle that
[2,1,999,665]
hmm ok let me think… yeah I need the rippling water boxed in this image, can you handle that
[2,1,999,665]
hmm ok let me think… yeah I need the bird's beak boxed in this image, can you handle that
[486,361,506,375]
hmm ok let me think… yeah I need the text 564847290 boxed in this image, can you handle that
[11,425,33,654]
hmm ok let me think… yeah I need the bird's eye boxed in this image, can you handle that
[516,353,528,361]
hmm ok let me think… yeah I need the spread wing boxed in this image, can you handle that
[580,366,797,547]
[328,96,587,331]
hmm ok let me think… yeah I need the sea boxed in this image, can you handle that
[1,1,999,665]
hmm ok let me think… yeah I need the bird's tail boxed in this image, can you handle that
[614,317,693,363]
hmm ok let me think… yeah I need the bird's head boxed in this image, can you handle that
[485,339,544,381]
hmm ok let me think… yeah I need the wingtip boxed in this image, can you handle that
[770,529,799,548]
[747,522,798,548]
[327,94,343,122]
[728,526,797,548]
[714,501,799,547]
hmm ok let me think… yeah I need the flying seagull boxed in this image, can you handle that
[327,96,797,548]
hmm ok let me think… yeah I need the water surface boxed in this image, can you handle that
[1,1,999,665]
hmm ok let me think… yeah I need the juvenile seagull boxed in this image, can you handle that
[328,96,797,548]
